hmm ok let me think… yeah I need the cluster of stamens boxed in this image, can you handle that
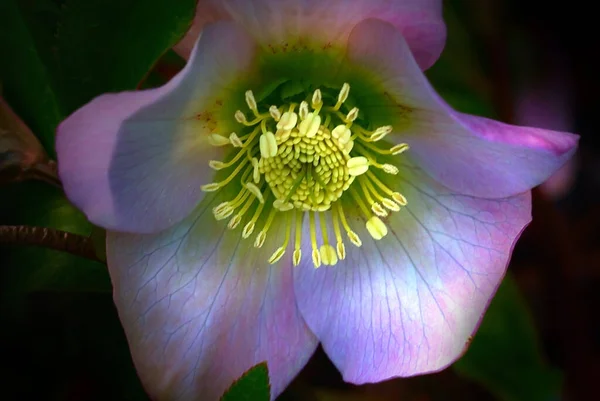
[201,83,409,268]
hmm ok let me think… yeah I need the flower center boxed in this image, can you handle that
[201,83,409,268]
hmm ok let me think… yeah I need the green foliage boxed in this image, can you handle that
[221,363,271,401]
[0,181,110,293]
[0,0,197,156]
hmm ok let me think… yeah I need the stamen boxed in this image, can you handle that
[235,110,247,124]
[259,131,278,158]
[336,202,362,247]
[277,111,298,131]
[242,193,268,239]
[345,107,359,122]
[245,90,259,115]
[293,210,303,266]
[390,143,410,155]
[208,133,230,147]
[203,82,408,266]
[299,101,309,120]
[229,132,243,147]
[347,156,369,176]
[254,206,277,248]
[245,182,265,203]
[332,207,346,260]
[298,113,321,138]
[334,83,350,110]
[370,126,393,141]
[309,212,321,268]
[366,216,388,240]
[319,212,337,265]
[311,89,322,109]
[268,213,292,264]
[269,105,281,121]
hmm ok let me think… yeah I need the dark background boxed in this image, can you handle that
[1,0,599,400]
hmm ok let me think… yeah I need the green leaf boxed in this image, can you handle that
[453,275,562,401]
[0,181,110,293]
[0,0,64,155]
[0,0,197,156]
[220,362,271,401]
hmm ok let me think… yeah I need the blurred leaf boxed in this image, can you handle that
[453,275,562,401]
[0,0,197,156]
[0,0,64,154]
[0,95,59,186]
[221,362,271,401]
[0,181,110,293]
[425,2,496,118]
[139,49,186,90]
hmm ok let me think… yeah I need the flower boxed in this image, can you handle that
[55,0,578,400]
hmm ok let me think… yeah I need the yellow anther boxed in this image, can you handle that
[245,182,264,203]
[273,199,294,211]
[346,107,359,122]
[390,143,410,155]
[277,111,298,131]
[347,230,362,247]
[293,249,302,266]
[269,105,281,121]
[335,83,350,110]
[332,125,351,145]
[336,241,346,260]
[347,156,369,176]
[370,126,393,141]
[382,164,399,175]
[299,101,309,120]
[228,214,242,229]
[213,204,234,220]
[254,231,267,248]
[242,221,255,238]
[251,157,260,183]
[342,140,354,155]
[311,248,322,268]
[208,133,230,147]
[382,198,401,211]
[392,192,407,206]
[268,247,286,264]
[203,83,408,267]
[254,207,277,248]
[294,210,303,266]
[245,90,258,113]
[234,110,247,124]
[259,132,278,158]
[229,132,243,147]
[209,160,225,170]
[366,216,388,240]
[213,202,230,215]
[201,183,220,192]
[320,244,338,266]
[298,112,321,138]
[371,202,388,217]
[311,89,322,109]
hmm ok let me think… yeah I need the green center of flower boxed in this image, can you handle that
[201,83,409,268]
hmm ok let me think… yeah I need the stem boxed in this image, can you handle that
[0,225,102,263]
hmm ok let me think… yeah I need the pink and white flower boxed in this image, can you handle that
[56,1,578,400]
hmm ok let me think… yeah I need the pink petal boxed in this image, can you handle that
[294,163,531,383]
[176,0,445,69]
[346,18,579,198]
[107,194,318,400]
[57,22,257,233]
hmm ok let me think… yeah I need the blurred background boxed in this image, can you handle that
[1,0,598,400]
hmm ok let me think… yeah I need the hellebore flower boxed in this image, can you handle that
[56,0,578,400]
